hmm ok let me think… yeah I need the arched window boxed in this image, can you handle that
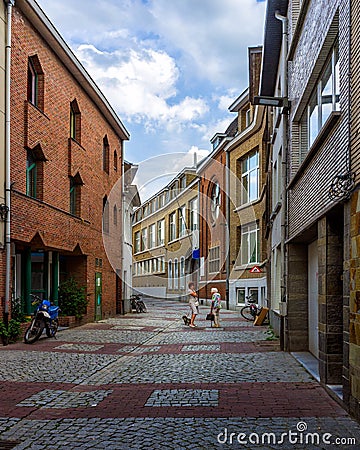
[180,256,185,290]
[174,258,179,290]
[103,196,109,233]
[103,136,110,173]
[168,260,173,290]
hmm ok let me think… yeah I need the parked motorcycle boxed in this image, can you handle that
[130,294,147,313]
[24,294,60,344]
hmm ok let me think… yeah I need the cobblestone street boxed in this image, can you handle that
[0,299,359,449]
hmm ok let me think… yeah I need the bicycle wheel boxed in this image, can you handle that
[241,306,254,321]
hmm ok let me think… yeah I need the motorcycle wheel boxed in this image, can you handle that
[46,318,59,338]
[24,320,44,344]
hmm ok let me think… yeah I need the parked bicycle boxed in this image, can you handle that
[240,295,268,323]
[24,294,60,344]
[130,294,147,313]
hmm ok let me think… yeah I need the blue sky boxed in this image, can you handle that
[36,0,266,199]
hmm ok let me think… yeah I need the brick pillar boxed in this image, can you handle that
[343,201,350,406]
[285,243,308,351]
[318,215,343,384]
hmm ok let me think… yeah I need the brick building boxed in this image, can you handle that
[9,0,129,321]
[197,125,234,305]
[132,168,199,300]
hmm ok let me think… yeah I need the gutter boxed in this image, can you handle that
[4,0,15,322]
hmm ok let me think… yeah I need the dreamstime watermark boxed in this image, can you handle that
[217,421,357,447]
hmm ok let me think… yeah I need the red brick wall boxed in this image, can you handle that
[198,149,227,301]
[9,7,125,321]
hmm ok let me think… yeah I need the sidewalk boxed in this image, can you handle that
[0,299,359,449]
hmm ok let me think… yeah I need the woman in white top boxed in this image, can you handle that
[188,281,199,328]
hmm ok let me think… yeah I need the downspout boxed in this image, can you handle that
[4,0,15,323]
[275,10,288,351]
[121,146,125,313]
[225,150,230,310]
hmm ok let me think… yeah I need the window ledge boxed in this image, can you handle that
[234,198,260,213]
[234,263,262,271]
[288,111,341,189]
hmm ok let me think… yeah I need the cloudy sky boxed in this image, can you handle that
[36,0,266,198]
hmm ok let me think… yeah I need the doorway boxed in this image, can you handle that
[308,240,319,358]
[95,272,102,321]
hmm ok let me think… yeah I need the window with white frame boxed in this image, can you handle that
[178,205,187,238]
[189,197,198,231]
[168,260,173,289]
[169,212,177,241]
[300,41,340,154]
[149,224,156,249]
[208,246,220,273]
[157,219,165,246]
[134,231,141,253]
[241,150,259,205]
[173,258,179,289]
[180,256,185,290]
[141,228,148,251]
[240,222,260,265]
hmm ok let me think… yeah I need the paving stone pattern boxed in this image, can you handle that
[0,299,359,449]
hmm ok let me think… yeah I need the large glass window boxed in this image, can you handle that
[180,256,185,290]
[178,205,187,237]
[189,197,198,231]
[168,260,173,289]
[149,224,156,248]
[301,42,340,153]
[241,151,259,205]
[157,219,165,246]
[134,231,140,253]
[173,258,179,289]
[169,212,177,241]
[240,222,260,265]
[209,246,220,273]
[141,228,148,251]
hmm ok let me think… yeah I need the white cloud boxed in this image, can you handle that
[75,44,208,131]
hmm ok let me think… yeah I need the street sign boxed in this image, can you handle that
[249,265,262,274]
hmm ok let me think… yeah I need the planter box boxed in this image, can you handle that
[59,316,77,328]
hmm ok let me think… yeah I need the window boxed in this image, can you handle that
[141,228,148,251]
[26,150,37,198]
[102,196,109,233]
[178,205,187,238]
[157,219,165,246]
[114,150,118,171]
[169,212,177,241]
[241,150,259,204]
[168,260,173,289]
[134,231,140,253]
[173,258,179,289]
[209,246,220,273]
[300,42,340,154]
[240,222,260,265]
[103,136,110,173]
[210,182,221,222]
[245,108,252,127]
[27,55,44,110]
[189,197,198,231]
[70,176,82,216]
[237,288,246,305]
[149,224,156,248]
[113,204,118,226]
[70,99,81,142]
[180,176,186,190]
[180,256,185,290]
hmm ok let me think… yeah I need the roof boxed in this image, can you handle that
[17,0,130,140]
[259,0,288,97]
[229,88,249,112]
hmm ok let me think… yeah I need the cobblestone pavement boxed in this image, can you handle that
[0,299,360,449]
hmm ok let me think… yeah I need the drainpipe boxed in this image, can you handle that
[225,150,230,310]
[275,10,288,351]
[4,0,15,323]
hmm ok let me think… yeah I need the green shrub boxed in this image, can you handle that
[11,297,26,323]
[0,319,21,343]
[58,278,88,320]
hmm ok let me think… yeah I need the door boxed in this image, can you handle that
[308,241,319,358]
[95,272,102,321]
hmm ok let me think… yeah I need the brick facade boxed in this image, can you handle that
[7,2,129,322]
